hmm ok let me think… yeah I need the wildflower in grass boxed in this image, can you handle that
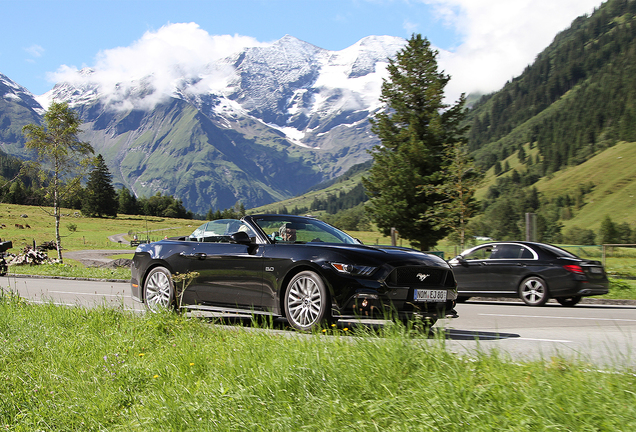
[190,363,194,366]
[343,328,349,332]
[322,329,326,333]
[139,353,144,357]
[331,324,336,328]
[153,375,159,379]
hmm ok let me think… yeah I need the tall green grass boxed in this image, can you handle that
[1,292,634,431]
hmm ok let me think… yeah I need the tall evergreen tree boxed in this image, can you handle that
[83,154,117,217]
[597,215,619,244]
[362,34,467,250]
[118,186,138,215]
[421,142,482,250]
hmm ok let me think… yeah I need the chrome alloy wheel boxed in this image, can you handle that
[285,271,329,331]
[144,267,174,311]
[519,276,549,306]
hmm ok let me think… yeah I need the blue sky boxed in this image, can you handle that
[2,0,602,99]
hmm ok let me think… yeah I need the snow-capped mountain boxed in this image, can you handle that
[0,73,44,155]
[1,73,44,114]
[42,35,404,147]
[3,35,406,213]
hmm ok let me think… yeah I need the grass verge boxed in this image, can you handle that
[7,262,130,280]
[1,293,635,431]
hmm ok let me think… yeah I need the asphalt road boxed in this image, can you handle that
[6,275,143,312]
[6,275,636,368]
[441,299,636,368]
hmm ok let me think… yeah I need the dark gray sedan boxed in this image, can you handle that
[448,241,609,306]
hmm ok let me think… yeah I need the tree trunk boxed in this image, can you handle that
[54,183,63,263]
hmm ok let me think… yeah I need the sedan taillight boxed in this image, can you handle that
[563,264,585,274]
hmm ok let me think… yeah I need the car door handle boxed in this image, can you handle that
[180,252,207,259]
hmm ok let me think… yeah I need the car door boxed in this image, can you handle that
[183,220,264,309]
[450,244,495,292]
[478,243,534,294]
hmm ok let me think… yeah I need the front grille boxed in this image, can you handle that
[386,266,449,287]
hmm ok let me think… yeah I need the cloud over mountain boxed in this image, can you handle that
[47,23,268,111]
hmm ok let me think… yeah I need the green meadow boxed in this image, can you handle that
[0,294,634,431]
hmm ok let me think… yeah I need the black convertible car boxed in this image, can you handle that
[449,241,609,306]
[131,215,458,330]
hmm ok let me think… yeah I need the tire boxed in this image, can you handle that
[518,276,549,306]
[556,296,582,307]
[284,270,331,331]
[143,266,175,312]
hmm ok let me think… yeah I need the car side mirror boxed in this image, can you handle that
[449,255,466,265]
[230,231,251,245]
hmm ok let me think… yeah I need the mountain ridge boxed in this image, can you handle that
[0,35,406,213]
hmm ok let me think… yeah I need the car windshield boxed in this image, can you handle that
[252,215,359,244]
[189,219,256,243]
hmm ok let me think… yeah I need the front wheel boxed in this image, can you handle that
[519,276,549,306]
[284,271,331,331]
[143,266,175,312]
[556,296,582,307]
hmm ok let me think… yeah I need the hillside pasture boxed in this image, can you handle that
[0,204,196,253]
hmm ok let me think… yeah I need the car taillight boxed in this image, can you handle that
[563,264,585,274]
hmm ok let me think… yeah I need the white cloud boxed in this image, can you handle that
[421,0,602,101]
[25,44,44,58]
[49,23,267,110]
[403,19,419,34]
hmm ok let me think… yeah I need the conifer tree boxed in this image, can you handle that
[362,34,467,250]
[83,154,118,217]
[421,142,482,250]
[118,186,138,215]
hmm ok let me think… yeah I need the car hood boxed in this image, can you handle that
[302,243,450,268]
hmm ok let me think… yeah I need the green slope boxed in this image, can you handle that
[534,141,636,230]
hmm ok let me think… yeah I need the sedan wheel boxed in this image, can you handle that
[556,296,582,307]
[284,271,331,331]
[519,276,549,306]
[144,266,174,311]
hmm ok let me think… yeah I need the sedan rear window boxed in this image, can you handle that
[535,243,578,258]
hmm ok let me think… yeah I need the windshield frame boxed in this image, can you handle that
[244,214,360,245]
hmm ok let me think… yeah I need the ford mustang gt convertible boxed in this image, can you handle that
[131,214,458,331]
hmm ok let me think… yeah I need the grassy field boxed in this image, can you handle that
[0,294,634,431]
[0,204,196,253]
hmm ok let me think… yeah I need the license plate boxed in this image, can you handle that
[590,267,603,274]
[414,289,447,302]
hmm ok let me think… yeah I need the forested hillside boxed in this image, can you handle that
[468,0,636,173]
[455,0,636,244]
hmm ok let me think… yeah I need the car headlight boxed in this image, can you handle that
[330,262,377,277]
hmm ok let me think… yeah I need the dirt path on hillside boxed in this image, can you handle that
[64,249,133,267]
[66,226,185,267]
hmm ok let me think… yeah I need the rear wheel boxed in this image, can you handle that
[143,266,174,311]
[556,296,582,307]
[284,271,331,331]
[519,276,549,306]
